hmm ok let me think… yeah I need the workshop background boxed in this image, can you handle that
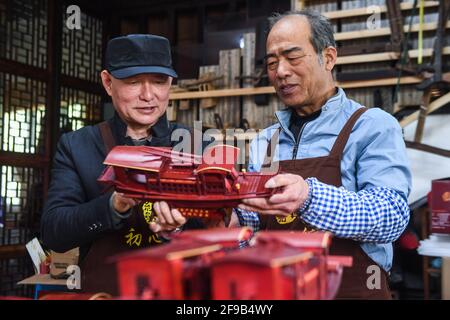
[0,0,449,299]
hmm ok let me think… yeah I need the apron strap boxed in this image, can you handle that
[98,121,116,154]
[329,107,368,158]
[260,128,280,170]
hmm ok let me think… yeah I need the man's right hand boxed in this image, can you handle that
[112,191,138,213]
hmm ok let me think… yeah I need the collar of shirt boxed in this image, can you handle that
[275,87,344,141]
[111,111,171,146]
[289,108,322,142]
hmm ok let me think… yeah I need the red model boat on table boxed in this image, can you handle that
[98,144,279,218]
[111,228,351,300]
[211,231,352,300]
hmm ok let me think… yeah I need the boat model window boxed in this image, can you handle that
[124,168,158,184]
[126,170,147,184]
[200,172,229,194]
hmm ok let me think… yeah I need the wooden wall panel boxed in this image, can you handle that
[0,0,105,297]
[199,64,220,128]
[303,0,449,116]
[242,32,258,128]
[175,78,199,127]
[198,49,242,129]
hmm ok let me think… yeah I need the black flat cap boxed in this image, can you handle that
[105,34,177,79]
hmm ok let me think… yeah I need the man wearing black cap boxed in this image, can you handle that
[41,34,200,295]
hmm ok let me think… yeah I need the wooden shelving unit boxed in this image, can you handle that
[169,76,424,100]
[169,0,449,133]
[323,1,439,20]
[336,46,450,65]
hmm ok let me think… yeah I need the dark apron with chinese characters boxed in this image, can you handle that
[80,122,165,296]
[260,107,392,299]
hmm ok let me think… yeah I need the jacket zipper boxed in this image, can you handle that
[291,123,307,160]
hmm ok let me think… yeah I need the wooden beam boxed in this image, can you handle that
[45,0,63,200]
[337,51,400,65]
[61,75,104,95]
[0,58,49,81]
[169,76,423,100]
[339,76,422,88]
[336,46,450,65]
[323,1,439,20]
[405,141,450,158]
[0,244,26,259]
[170,86,276,100]
[400,91,450,127]
[335,21,450,41]
[0,152,49,168]
[291,0,305,11]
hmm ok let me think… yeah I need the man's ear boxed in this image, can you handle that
[322,46,337,71]
[100,70,113,96]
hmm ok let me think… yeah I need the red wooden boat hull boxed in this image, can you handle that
[98,145,279,218]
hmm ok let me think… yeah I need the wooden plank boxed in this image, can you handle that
[61,75,104,95]
[335,21,450,41]
[242,32,258,129]
[414,90,433,142]
[336,46,450,65]
[400,91,450,127]
[46,0,63,180]
[291,0,305,11]
[323,1,439,20]
[170,86,276,100]
[198,65,220,128]
[169,76,423,100]
[337,51,400,65]
[340,76,422,89]
[0,151,49,168]
[443,258,450,300]
[337,68,400,82]
[405,141,450,158]
[0,58,49,82]
[0,244,26,259]
[219,49,241,128]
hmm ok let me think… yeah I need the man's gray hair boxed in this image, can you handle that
[268,10,336,63]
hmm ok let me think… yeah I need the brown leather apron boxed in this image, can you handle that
[80,122,166,296]
[260,107,392,299]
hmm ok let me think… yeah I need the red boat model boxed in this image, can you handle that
[112,228,352,300]
[211,231,352,300]
[98,144,279,218]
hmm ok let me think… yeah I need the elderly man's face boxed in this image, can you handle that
[101,72,172,129]
[266,15,332,110]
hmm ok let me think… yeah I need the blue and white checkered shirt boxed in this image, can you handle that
[237,177,410,242]
[236,88,412,271]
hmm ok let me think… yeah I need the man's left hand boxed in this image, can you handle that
[150,201,187,233]
[238,173,309,216]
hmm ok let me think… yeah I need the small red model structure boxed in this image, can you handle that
[34,229,351,300]
[112,228,351,300]
[98,145,279,219]
[210,231,352,300]
[112,228,253,299]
